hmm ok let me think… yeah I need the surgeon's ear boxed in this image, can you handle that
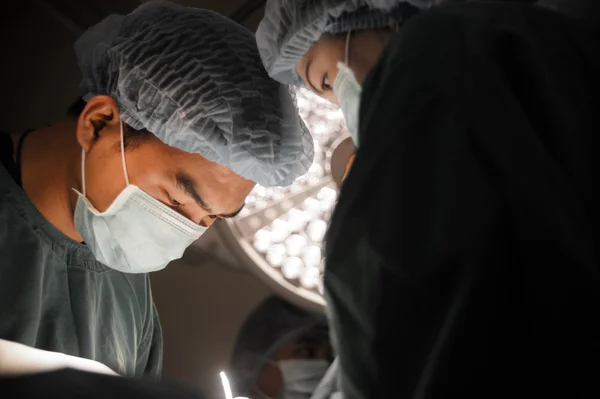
[76,95,120,152]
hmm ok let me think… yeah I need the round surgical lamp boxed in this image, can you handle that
[215,88,353,313]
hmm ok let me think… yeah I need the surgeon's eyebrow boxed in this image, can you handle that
[305,59,322,94]
[176,173,213,214]
[220,204,245,219]
[176,172,245,218]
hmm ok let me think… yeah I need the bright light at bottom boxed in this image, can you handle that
[220,371,249,399]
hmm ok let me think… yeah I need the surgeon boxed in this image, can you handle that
[256,0,600,398]
[0,0,312,378]
[228,296,335,399]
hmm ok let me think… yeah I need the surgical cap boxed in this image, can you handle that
[229,296,328,395]
[75,0,313,187]
[256,0,436,86]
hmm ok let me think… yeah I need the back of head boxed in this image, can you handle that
[75,0,314,187]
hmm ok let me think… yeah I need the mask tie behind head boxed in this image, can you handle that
[119,119,130,187]
[344,30,352,66]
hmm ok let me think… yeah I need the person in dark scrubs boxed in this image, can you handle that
[227,296,334,399]
[256,0,600,397]
[0,0,312,377]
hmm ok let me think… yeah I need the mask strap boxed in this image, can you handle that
[119,119,130,186]
[344,30,352,66]
[81,149,87,196]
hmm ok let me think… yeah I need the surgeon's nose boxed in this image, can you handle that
[199,215,217,228]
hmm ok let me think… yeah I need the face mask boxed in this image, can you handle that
[73,121,206,273]
[275,359,331,399]
[333,30,362,147]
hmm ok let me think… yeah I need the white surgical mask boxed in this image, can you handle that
[333,30,362,147]
[73,121,206,273]
[276,359,331,399]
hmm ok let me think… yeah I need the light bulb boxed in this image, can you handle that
[287,208,307,232]
[317,187,337,204]
[302,245,322,269]
[300,266,320,289]
[252,186,268,199]
[266,244,286,267]
[285,234,307,257]
[252,229,272,253]
[289,182,304,194]
[308,163,324,178]
[255,199,268,209]
[312,122,327,135]
[245,195,256,209]
[282,257,304,280]
[272,190,285,201]
[271,218,291,243]
[307,220,327,243]
[317,187,337,212]
[303,198,321,219]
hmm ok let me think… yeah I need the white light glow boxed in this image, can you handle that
[303,197,322,219]
[253,229,272,253]
[302,245,322,269]
[318,187,337,204]
[271,219,291,243]
[307,220,327,243]
[236,87,346,297]
[266,244,286,267]
[282,257,304,280]
[308,163,325,178]
[287,208,307,232]
[300,266,320,289]
[285,234,308,257]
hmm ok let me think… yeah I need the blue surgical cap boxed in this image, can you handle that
[256,0,436,86]
[229,296,328,395]
[75,0,313,187]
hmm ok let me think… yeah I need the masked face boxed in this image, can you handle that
[73,121,208,273]
[254,360,331,399]
[276,359,331,399]
[297,29,394,148]
[253,330,334,399]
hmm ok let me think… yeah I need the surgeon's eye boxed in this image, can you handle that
[168,195,182,208]
[322,74,332,91]
[295,344,319,359]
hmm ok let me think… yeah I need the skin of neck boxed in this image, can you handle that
[15,117,84,242]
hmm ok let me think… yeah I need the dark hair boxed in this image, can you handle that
[67,98,151,150]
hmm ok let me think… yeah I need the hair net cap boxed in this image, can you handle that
[75,0,313,187]
[229,296,328,395]
[256,0,436,86]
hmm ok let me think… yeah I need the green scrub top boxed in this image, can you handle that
[0,132,162,377]
[324,2,600,398]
